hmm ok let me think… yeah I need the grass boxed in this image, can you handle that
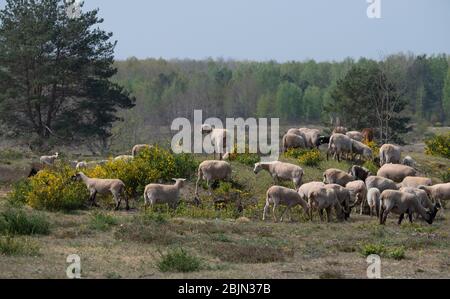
[0,208,50,235]
[89,212,119,231]
[0,236,40,256]
[360,243,407,260]
[157,248,202,273]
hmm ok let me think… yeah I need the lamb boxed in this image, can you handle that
[326,134,353,162]
[195,160,232,198]
[114,155,134,162]
[379,190,440,225]
[308,187,344,222]
[402,155,416,168]
[254,161,304,190]
[400,176,432,189]
[282,133,306,152]
[72,172,129,210]
[346,180,367,215]
[346,131,364,142]
[351,140,373,161]
[377,164,416,183]
[367,188,381,217]
[366,176,398,193]
[202,125,231,160]
[263,186,310,222]
[40,152,59,166]
[379,144,401,166]
[418,183,450,210]
[349,165,371,182]
[143,179,186,210]
[132,144,152,157]
[323,168,354,187]
[324,184,352,219]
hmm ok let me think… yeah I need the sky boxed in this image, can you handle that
[4,0,450,62]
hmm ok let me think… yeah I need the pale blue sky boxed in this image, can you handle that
[4,0,450,61]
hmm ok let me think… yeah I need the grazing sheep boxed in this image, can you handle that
[323,168,354,187]
[333,126,348,134]
[346,180,367,215]
[40,152,59,166]
[418,183,450,210]
[402,156,416,168]
[143,179,186,210]
[132,144,152,157]
[202,125,230,160]
[72,172,128,210]
[379,190,440,225]
[298,181,325,202]
[282,133,306,152]
[326,134,353,162]
[114,155,134,162]
[308,187,344,222]
[195,160,232,197]
[349,165,371,182]
[263,186,310,222]
[400,187,434,216]
[366,176,398,193]
[361,128,374,143]
[379,144,401,166]
[346,131,364,142]
[367,188,381,217]
[287,128,307,139]
[299,128,321,149]
[254,161,304,190]
[351,140,373,161]
[324,184,352,219]
[377,164,416,183]
[400,176,432,189]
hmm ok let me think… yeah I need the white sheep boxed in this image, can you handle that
[377,163,416,183]
[326,134,353,162]
[418,183,450,210]
[380,190,440,225]
[263,186,310,222]
[254,161,304,190]
[298,128,321,149]
[298,181,325,202]
[324,184,352,219]
[308,187,344,222]
[399,187,434,218]
[346,180,367,215]
[143,179,186,210]
[402,155,416,168]
[346,131,364,142]
[323,168,354,187]
[132,144,153,158]
[366,176,398,193]
[379,144,401,166]
[282,133,306,152]
[195,160,232,198]
[202,124,231,160]
[72,172,129,210]
[40,152,59,166]
[400,176,432,189]
[76,160,108,170]
[351,140,373,161]
[367,188,381,217]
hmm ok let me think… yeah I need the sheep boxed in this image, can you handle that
[202,125,230,160]
[76,160,109,170]
[402,155,416,168]
[72,172,129,210]
[326,134,353,162]
[263,186,310,222]
[282,133,306,152]
[308,187,344,222]
[418,183,450,210]
[143,179,186,210]
[346,180,367,215]
[400,176,432,189]
[367,188,381,217]
[317,136,331,147]
[40,152,59,166]
[399,187,434,216]
[114,155,134,162]
[361,128,374,143]
[132,144,153,157]
[377,164,416,183]
[346,131,364,142]
[195,160,232,198]
[366,176,398,193]
[299,128,321,149]
[333,126,348,134]
[298,181,325,202]
[324,184,352,219]
[323,168,354,187]
[379,190,440,225]
[349,165,371,182]
[254,161,304,190]
[379,144,401,166]
[351,140,373,161]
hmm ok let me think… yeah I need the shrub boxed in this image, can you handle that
[284,148,306,159]
[389,246,406,260]
[157,248,202,273]
[226,145,260,166]
[360,243,386,257]
[0,236,40,256]
[0,208,50,235]
[7,180,32,206]
[425,133,450,159]
[298,149,323,167]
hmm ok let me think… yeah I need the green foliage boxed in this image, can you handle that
[425,133,450,159]
[7,180,32,206]
[157,248,202,273]
[360,243,387,257]
[0,236,40,256]
[363,160,380,175]
[89,212,118,231]
[441,169,450,183]
[389,246,406,260]
[0,208,50,236]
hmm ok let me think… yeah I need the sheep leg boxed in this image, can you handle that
[263,203,270,221]
[113,193,122,211]
[408,212,413,223]
[360,198,365,216]
[319,209,325,222]
[280,206,290,222]
[369,206,373,217]
[398,213,405,225]
[325,207,332,222]
[272,203,279,223]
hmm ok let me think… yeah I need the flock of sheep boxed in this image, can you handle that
[36,126,449,226]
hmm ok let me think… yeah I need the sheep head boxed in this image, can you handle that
[253,163,263,174]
